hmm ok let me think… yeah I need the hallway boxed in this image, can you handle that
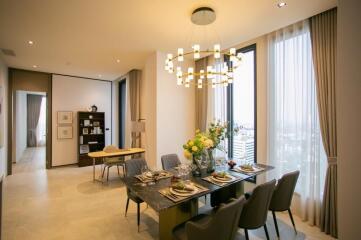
[13,147,46,174]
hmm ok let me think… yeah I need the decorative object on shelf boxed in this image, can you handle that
[57,126,73,139]
[84,120,90,126]
[90,105,98,112]
[165,7,244,88]
[82,128,89,135]
[57,111,73,124]
[93,121,100,127]
[183,130,214,176]
[79,144,90,154]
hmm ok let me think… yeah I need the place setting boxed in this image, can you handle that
[135,166,173,186]
[159,179,208,202]
[202,171,239,187]
[230,162,266,175]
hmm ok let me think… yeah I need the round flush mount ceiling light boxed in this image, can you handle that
[191,7,216,25]
[277,2,287,8]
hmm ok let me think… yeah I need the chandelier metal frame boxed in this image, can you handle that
[164,7,243,88]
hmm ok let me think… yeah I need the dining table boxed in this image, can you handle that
[122,163,274,240]
[88,147,145,182]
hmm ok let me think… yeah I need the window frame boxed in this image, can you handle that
[226,43,257,163]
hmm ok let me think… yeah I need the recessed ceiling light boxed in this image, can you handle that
[32,65,37,68]
[277,2,287,8]
[28,40,34,45]
[98,74,102,78]
[116,59,120,63]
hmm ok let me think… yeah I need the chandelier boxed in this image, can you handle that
[165,7,244,88]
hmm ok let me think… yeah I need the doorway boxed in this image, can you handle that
[12,91,47,173]
[118,79,126,148]
[7,68,52,175]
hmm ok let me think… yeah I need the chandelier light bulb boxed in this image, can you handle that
[207,66,213,79]
[185,83,190,88]
[228,78,233,84]
[200,69,205,79]
[197,79,202,89]
[178,48,184,62]
[187,67,194,80]
[214,44,221,58]
[177,78,183,85]
[193,44,200,59]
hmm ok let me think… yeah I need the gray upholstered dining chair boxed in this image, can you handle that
[172,196,246,240]
[269,170,300,238]
[237,179,276,240]
[124,158,147,232]
[161,154,181,170]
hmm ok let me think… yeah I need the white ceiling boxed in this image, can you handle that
[0,0,336,81]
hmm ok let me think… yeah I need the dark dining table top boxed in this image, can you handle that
[122,163,274,212]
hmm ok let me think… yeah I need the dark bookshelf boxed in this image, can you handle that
[77,111,105,167]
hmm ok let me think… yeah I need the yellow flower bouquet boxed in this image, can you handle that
[183,131,213,176]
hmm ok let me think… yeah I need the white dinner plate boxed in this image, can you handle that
[211,175,235,183]
[169,186,197,197]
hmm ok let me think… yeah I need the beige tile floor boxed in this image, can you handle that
[3,149,335,240]
[12,147,46,174]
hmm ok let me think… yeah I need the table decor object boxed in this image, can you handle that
[183,131,213,176]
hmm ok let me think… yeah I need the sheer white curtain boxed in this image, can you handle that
[268,20,327,226]
[207,57,228,158]
[36,96,46,146]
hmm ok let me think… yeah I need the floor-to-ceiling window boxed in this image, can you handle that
[227,44,257,163]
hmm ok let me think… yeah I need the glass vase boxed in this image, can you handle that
[192,155,202,177]
[207,149,216,173]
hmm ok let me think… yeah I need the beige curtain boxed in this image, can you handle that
[310,8,338,238]
[128,69,141,148]
[195,57,208,131]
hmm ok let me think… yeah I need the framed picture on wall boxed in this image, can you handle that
[57,111,73,124]
[57,126,73,139]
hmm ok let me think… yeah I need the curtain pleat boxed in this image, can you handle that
[310,8,338,238]
[27,94,43,147]
[129,69,141,148]
[195,57,208,131]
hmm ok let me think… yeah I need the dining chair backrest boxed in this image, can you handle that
[125,158,147,177]
[185,196,246,240]
[103,145,119,153]
[238,179,276,229]
[269,170,300,211]
[161,154,181,170]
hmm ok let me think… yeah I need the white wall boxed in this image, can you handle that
[156,52,195,168]
[337,0,361,238]
[0,57,8,176]
[52,75,112,166]
[15,91,27,162]
[139,52,196,169]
